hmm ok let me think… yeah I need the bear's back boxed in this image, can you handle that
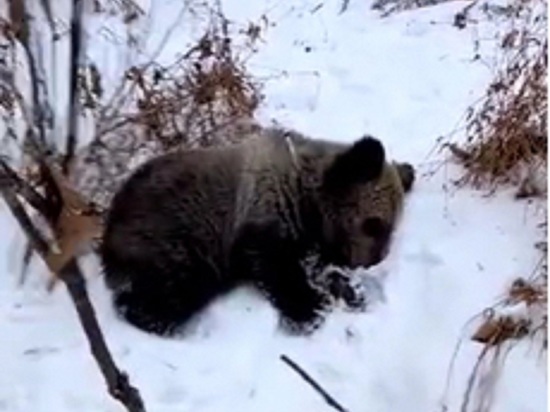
[101,144,246,282]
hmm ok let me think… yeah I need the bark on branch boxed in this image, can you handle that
[59,260,146,412]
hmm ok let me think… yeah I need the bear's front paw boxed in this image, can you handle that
[323,270,362,309]
[278,293,328,336]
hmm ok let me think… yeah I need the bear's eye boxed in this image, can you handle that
[361,217,387,238]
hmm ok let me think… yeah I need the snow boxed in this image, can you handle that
[0,0,546,412]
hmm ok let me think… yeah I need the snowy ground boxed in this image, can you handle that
[0,0,546,411]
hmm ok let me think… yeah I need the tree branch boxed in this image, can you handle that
[9,0,54,148]
[59,259,146,412]
[0,186,49,254]
[0,183,146,412]
[280,354,350,412]
[0,1,148,410]
[62,0,85,173]
[0,158,53,220]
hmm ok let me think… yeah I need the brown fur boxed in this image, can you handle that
[100,127,414,335]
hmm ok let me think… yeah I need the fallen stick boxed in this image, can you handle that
[280,354,350,412]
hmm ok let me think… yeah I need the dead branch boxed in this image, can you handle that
[0,180,145,412]
[0,1,148,410]
[0,185,49,254]
[9,0,54,147]
[0,158,51,219]
[280,354,350,412]
[59,259,146,412]
[63,0,85,173]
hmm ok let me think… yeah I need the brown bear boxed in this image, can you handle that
[100,127,415,336]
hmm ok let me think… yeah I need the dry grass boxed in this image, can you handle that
[98,24,261,150]
[69,4,264,209]
[458,267,547,412]
[439,0,547,410]
[87,9,263,147]
[446,0,547,195]
[0,1,266,287]
[448,0,548,350]
[440,263,547,412]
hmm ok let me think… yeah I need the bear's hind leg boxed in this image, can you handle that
[110,272,225,336]
[114,284,182,335]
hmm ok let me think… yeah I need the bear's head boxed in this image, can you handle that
[315,136,414,270]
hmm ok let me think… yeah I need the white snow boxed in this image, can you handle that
[0,0,546,412]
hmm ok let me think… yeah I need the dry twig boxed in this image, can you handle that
[280,354,350,412]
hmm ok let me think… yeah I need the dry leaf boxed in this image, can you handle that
[43,165,102,290]
[472,316,530,346]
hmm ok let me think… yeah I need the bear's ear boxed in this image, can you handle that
[393,162,415,193]
[323,136,385,192]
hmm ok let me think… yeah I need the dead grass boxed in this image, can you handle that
[439,0,547,410]
[91,5,263,148]
[0,1,266,289]
[440,264,547,412]
[459,267,547,412]
[446,0,547,195]
[448,0,548,350]
[101,26,261,150]
[69,3,265,209]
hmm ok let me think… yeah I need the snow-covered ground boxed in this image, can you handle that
[0,0,546,411]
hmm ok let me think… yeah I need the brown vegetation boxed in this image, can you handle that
[448,0,547,195]
[70,4,263,210]
[441,0,547,410]
[0,2,264,411]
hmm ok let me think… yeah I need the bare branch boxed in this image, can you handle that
[0,1,149,410]
[9,0,54,149]
[0,183,146,412]
[18,241,34,286]
[62,0,85,173]
[0,158,52,219]
[38,0,56,36]
[0,186,49,255]
[59,259,146,412]
[280,354,350,412]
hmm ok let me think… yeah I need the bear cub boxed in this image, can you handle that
[100,127,415,336]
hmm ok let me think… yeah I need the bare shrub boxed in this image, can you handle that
[440,1,547,410]
[69,4,264,210]
[0,2,148,410]
[0,1,265,284]
[447,0,547,196]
